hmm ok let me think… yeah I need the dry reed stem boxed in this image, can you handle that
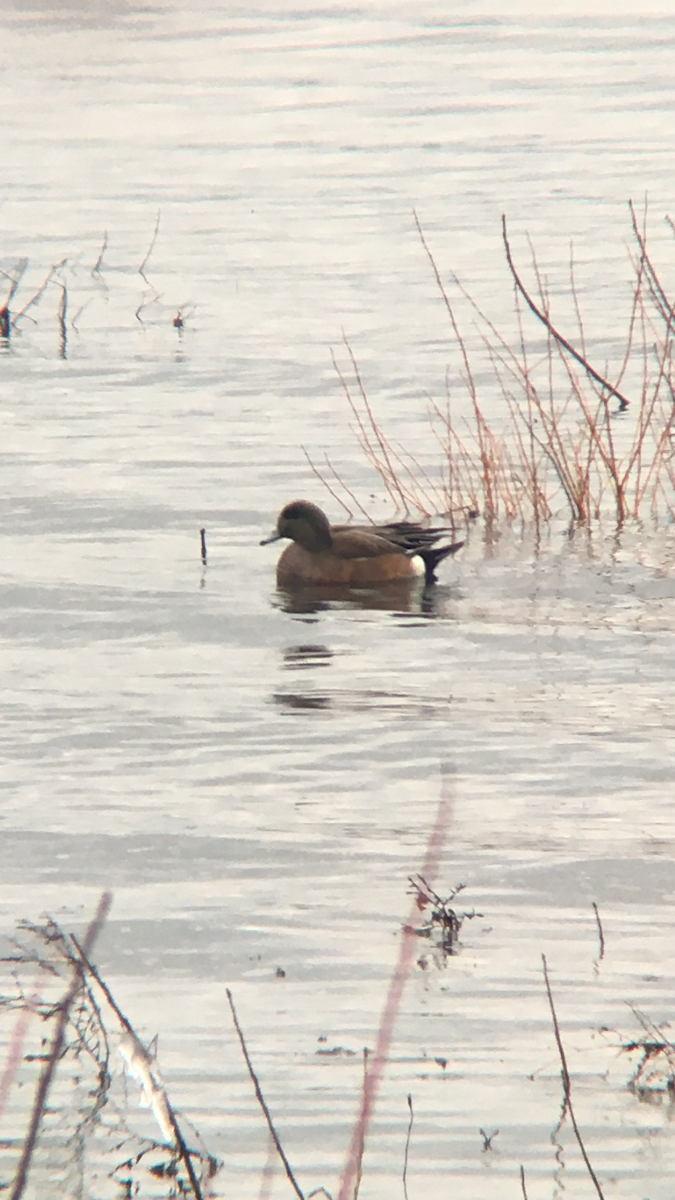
[414,212,501,519]
[226,988,305,1200]
[325,207,674,530]
[629,198,675,336]
[302,446,363,520]
[333,339,410,514]
[542,955,605,1200]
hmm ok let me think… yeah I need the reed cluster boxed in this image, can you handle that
[323,203,675,536]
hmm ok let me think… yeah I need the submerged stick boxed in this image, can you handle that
[10,891,112,1200]
[502,215,630,412]
[592,902,605,961]
[542,955,605,1199]
[519,1164,529,1199]
[139,210,161,281]
[92,231,108,275]
[226,988,304,1200]
[58,284,67,360]
[402,1094,414,1200]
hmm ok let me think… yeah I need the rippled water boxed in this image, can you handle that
[2,2,675,1197]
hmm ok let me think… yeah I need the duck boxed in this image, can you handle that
[261,500,464,588]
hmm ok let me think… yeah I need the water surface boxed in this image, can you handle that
[1,3,675,1197]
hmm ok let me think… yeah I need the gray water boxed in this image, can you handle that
[1,2,675,1197]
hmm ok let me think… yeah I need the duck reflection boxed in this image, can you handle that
[282,644,333,669]
[275,644,334,708]
[273,692,332,711]
[274,580,444,617]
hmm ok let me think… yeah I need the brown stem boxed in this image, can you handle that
[542,955,605,1199]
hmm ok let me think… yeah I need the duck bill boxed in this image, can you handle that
[260,530,282,545]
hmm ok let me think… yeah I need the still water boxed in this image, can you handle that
[1,2,675,1196]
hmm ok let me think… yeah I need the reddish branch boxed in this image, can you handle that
[502,215,630,412]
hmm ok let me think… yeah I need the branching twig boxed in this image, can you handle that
[502,215,630,412]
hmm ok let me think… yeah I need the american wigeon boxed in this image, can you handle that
[261,500,464,587]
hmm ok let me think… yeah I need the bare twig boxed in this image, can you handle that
[10,891,112,1200]
[200,528,207,566]
[415,211,498,521]
[226,988,304,1200]
[502,215,630,411]
[301,445,366,520]
[629,199,675,334]
[542,955,605,1199]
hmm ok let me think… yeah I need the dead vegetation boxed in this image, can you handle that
[407,875,480,958]
[319,202,675,536]
[0,899,217,1200]
[0,213,189,355]
[622,1005,675,1103]
[0,890,673,1200]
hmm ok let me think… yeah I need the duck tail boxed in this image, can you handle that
[422,540,464,584]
